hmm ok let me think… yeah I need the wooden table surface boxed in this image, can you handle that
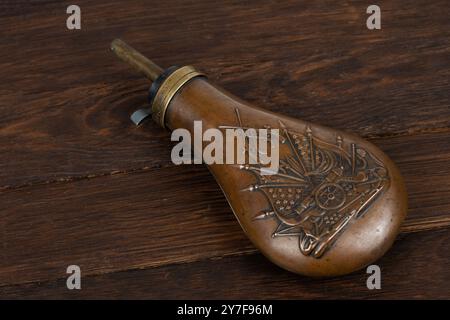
[0,0,449,299]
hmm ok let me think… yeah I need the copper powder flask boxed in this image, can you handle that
[111,39,408,277]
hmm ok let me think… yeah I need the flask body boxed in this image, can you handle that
[165,78,407,277]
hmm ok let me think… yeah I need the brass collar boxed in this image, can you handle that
[151,66,204,128]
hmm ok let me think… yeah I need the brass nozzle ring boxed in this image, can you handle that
[151,66,204,128]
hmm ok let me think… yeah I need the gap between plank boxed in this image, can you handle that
[1,126,450,192]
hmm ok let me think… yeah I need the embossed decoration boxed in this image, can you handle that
[230,111,390,258]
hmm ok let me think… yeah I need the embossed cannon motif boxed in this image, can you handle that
[240,122,390,258]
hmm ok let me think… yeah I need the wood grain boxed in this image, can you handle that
[0,0,448,188]
[0,0,449,298]
[1,132,450,288]
[1,229,448,299]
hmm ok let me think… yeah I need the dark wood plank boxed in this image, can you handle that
[0,0,448,187]
[1,228,448,299]
[1,0,449,299]
[1,132,450,287]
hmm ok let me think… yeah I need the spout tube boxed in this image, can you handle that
[110,39,163,81]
